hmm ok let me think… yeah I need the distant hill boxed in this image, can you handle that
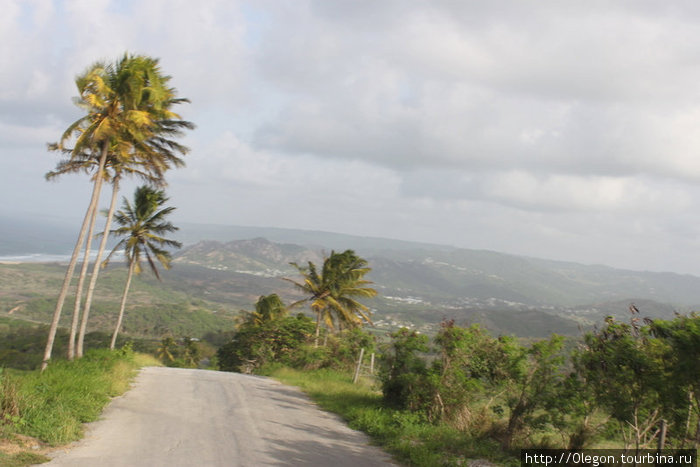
[175,238,700,309]
[3,218,699,339]
[174,222,455,253]
[174,238,323,276]
[367,249,700,308]
[171,237,699,337]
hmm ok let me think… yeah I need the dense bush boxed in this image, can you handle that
[217,314,316,373]
[298,328,377,371]
[378,328,431,412]
[378,314,700,451]
[216,313,378,374]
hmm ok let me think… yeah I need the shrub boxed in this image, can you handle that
[378,328,432,411]
[294,327,377,371]
[217,314,315,373]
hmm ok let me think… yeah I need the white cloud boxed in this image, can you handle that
[4,1,700,274]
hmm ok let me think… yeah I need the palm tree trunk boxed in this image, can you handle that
[67,200,99,360]
[314,311,321,347]
[41,143,109,371]
[77,177,120,357]
[110,259,135,350]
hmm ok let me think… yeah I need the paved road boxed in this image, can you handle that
[43,367,397,467]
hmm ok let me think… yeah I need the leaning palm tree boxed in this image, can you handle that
[45,145,105,360]
[46,143,160,360]
[76,58,192,359]
[42,53,192,369]
[286,250,377,346]
[76,121,191,358]
[103,186,181,349]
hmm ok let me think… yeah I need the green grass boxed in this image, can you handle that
[262,367,518,466]
[0,348,160,466]
[0,451,50,467]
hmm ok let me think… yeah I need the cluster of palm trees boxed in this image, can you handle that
[286,250,378,346]
[41,53,192,370]
[41,54,379,369]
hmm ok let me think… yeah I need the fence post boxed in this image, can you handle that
[370,352,375,375]
[353,348,365,384]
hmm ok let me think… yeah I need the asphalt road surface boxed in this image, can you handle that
[43,367,397,466]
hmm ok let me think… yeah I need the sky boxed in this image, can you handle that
[3,1,700,275]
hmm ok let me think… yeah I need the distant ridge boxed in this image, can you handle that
[4,215,700,309]
[174,222,457,253]
[175,237,700,310]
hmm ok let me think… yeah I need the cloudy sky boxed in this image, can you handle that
[3,0,700,274]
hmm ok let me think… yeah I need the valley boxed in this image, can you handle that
[2,226,698,341]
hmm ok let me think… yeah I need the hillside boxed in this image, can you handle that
[172,237,699,336]
[0,262,241,339]
[3,221,699,339]
[174,238,700,308]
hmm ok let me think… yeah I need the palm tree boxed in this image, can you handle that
[45,146,105,360]
[103,185,181,350]
[183,337,201,367]
[42,53,192,369]
[286,250,377,346]
[156,336,177,363]
[76,118,191,358]
[247,294,288,325]
[46,144,160,360]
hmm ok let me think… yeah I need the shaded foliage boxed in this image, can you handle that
[217,314,316,373]
[378,312,700,451]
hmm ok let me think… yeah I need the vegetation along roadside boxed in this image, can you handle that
[0,346,160,466]
[218,296,700,465]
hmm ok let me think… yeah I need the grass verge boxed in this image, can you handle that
[0,348,161,466]
[261,366,518,466]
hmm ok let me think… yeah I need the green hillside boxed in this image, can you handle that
[0,263,239,340]
[2,234,696,341]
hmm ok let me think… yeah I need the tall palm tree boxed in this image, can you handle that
[76,118,191,358]
[103,186,181,349]
[42,54,192,369]
[286,250,377,345]
[46,144,159,360]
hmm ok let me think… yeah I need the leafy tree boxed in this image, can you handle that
[286,250,377,345]
[378,328,431,411]
[430,321,520,429]
[217,314,316,373]
[42,53,192,369]
[76,57,193,359]
[649,314,700,444]
[501,335,565,449]
[103,186,182,349]
[574,316,666,450]
[182,337,201,367]
[547,358,610,450]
